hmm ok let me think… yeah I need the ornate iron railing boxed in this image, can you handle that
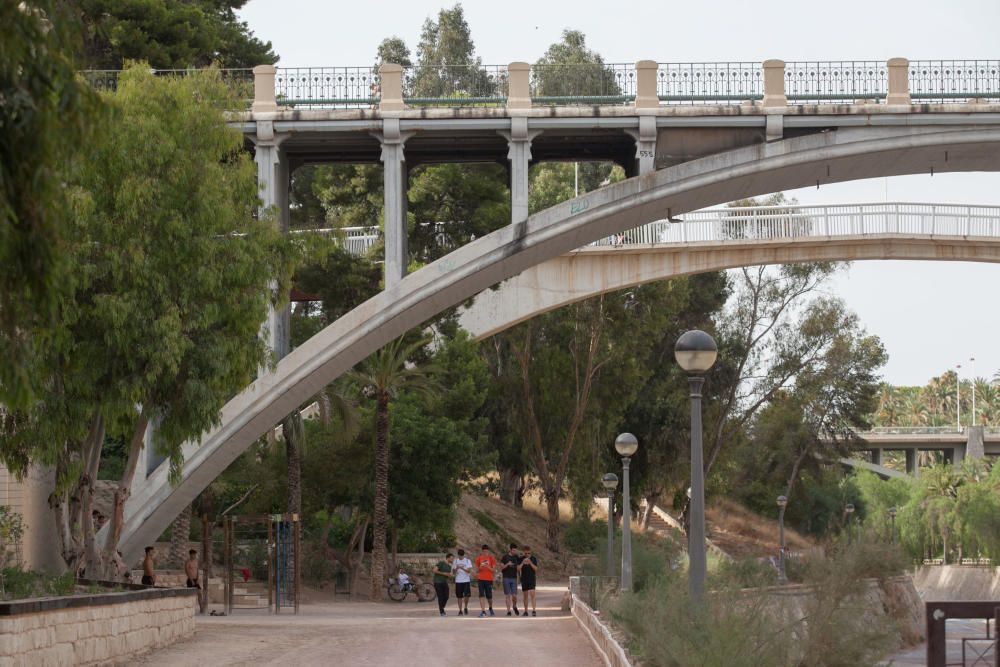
[402,64,508,105]
[531,63,636,104]
[656,62,763,104]
[909,60,1000,102]
[275,67,378,108]
[784,61,888,102]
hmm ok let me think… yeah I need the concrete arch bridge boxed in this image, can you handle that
[103,102,1000,564]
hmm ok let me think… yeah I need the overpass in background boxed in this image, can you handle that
[840,426,1000,477]
[82,56,1000,565]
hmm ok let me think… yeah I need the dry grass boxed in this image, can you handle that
[706,498,817,559]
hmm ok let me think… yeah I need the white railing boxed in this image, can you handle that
[589,202,1000,247]
[311,202,1000,257]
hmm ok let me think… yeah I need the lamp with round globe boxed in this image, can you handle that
[845,503,856,545]
[614,433,638,592]
[674,329,718,602]
[776,495,788,584]
[888,506,898,544]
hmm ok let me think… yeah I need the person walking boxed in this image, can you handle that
[475,544,497,617]
[500,543,521,616]
[453,548,473,615]
[518,545,539,617]
[432,554,454,617]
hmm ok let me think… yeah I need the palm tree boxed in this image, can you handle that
[280,380,360,516]
[349,336,437,601]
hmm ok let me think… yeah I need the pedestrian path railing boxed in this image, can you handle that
[587,202,1000,248]
[312,202,1000,258]
[83,58,1000,110]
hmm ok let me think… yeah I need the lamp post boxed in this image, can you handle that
[970,356,977,426]
[777,495,788,584]
[675,329,718,602]
[889,506,897,544]
[601,473,619,578]
[956,363,962,431]
[615,433,639,592]
[845,503,855,546]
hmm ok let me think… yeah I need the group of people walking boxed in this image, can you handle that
[432,544,539,617]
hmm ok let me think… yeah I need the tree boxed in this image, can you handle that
[73,0,277,69]
[0,1,100,408]
[409,5,492,99]
[349,337,438,600]
[0,67,293,576]
[532,30,621,99]
[497,284,677,551]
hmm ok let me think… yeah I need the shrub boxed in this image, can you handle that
[563,518,605,554]
[1,567,75,600]
[607,545,904,667]
[591,531,680,592]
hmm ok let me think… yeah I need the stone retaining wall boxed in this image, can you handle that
[570,593,633,667]
[0,585,196,666]
[912,565,1000,602]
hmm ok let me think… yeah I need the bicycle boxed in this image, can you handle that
[387,576,435,602]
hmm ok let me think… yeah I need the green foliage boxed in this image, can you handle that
[591,532,681,593]
[73,0,277,69]
[0,1,101,408]
[409,5,493,98]
[1,567,75,600]
[532,30,622,99]
[0,506,25,567]
[469,509,515,551]
[609,547,904,667]
[562,518,606,554]
[873,370,1000,428]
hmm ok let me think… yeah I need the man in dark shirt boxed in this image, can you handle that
[518,545,539,617]
[432,553,454,616]
[500,543,521,616]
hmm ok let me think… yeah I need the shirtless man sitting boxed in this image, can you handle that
[142,546,156,586]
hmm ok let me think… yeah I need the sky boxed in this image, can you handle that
[238,0,1000,387]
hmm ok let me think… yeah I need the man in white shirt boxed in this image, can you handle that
[452,548,473,615]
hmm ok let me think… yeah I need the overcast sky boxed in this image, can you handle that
[239,0,1000,387]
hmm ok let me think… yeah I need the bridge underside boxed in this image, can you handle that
[107,125,1000,564]
[458,235,1000,339]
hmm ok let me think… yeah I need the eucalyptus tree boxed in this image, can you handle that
[349,337,439,600]
[0,1,99,408]
[0,67,294,576]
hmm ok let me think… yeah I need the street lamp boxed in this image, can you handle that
[970,356,977,426]
[601,473,619,578]
[845,503,855,546]
[889,506,898,544]
[956,363,962,431]
[614,433,639,592]
[776,495,788,584]
[675,329,718,602]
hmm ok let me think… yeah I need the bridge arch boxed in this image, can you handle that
[457,202,1000,339]
[110,126,1000,562]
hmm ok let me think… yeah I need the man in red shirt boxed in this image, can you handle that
[474,544,497,617]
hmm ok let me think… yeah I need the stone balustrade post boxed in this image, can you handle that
[252,65,277,113]
[508,62,531,110]
[634,60,659,109]
[886,57,911,105]
[762,59,787,108]
[379,63,405,112]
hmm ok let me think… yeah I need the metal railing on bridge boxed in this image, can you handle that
[588,202,1000,247]
[310,202,1000,258]
[82,58,1000,109]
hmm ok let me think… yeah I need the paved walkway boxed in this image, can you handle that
[130,586,602,667]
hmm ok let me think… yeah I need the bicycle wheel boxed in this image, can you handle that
[416,583,435,602]
[387,583,406,601]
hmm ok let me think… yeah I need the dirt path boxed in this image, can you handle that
[128,586,602,667]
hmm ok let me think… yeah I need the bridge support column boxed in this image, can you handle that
[254,122,291,358]
[966,425,985,460]
[500,118,541,225]
[870,448,883,466]
[377,119,413,288]
[626,115,657,175]
[905,448,918,476]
